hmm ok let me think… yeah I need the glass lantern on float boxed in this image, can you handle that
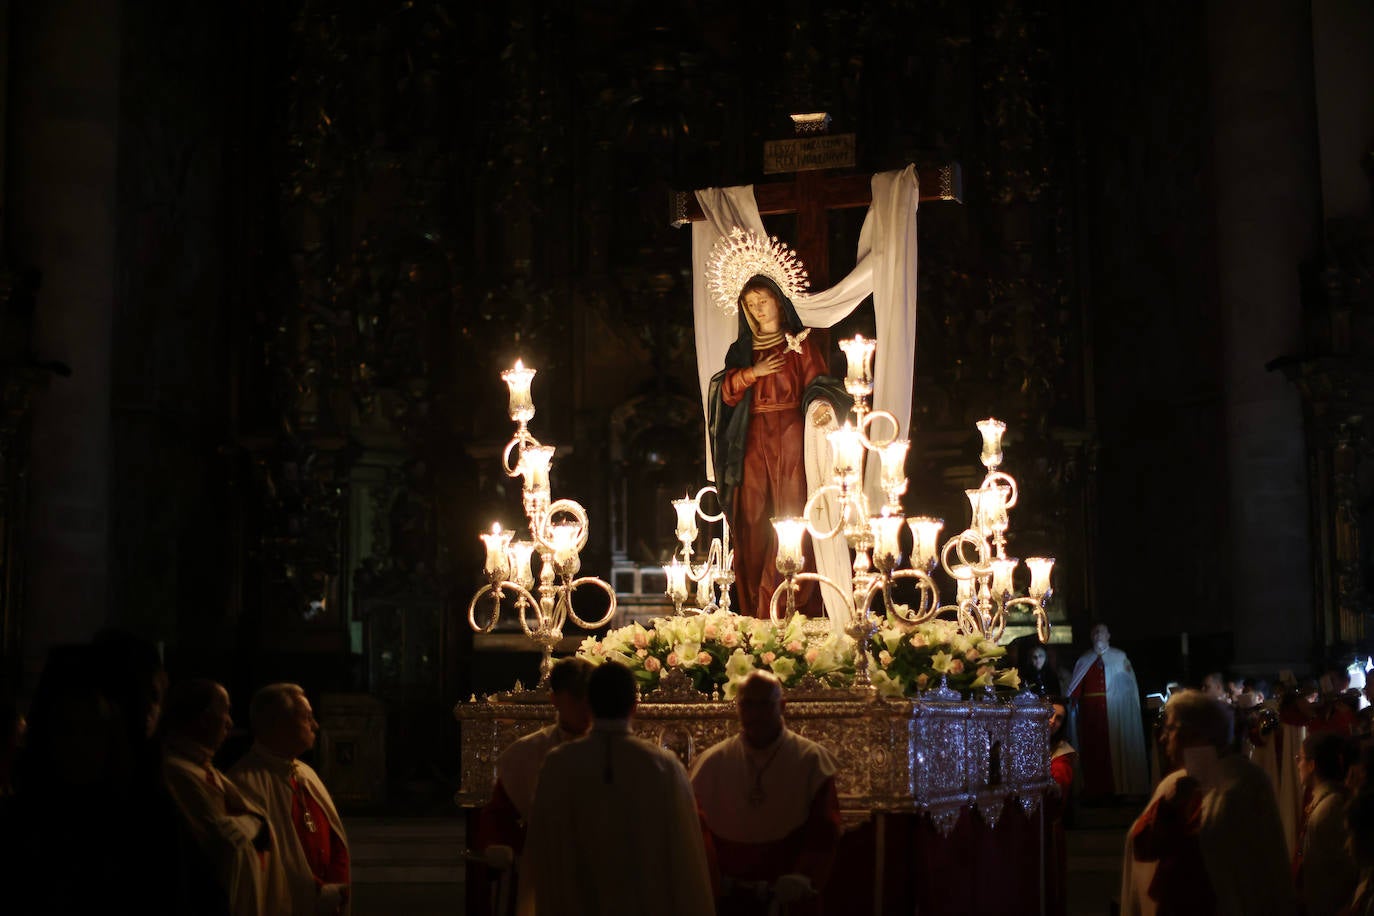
[467,360,616,686]
[664,487,735,615]
[767,334,1056,688]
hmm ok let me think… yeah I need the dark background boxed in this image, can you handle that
[1,0,1370,810]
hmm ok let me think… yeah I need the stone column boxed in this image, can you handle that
[8,1,121,683]
[1207,3,1321,671]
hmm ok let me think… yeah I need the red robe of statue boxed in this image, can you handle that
[721,335,829,618]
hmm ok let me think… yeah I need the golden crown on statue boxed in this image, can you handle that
[706,227,810,315]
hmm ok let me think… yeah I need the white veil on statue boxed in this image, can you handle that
[690,166,920,632]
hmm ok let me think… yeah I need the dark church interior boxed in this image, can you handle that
[0,1,1371,913]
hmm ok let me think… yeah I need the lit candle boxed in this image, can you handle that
[1026,557,1055,599]
[991,556,1018,599]
[956,575,975,605]
[869,515,904,568]
[829,422,865,487]
[548,521,580,566]
[906,516,944,570]
[501,360,537,424]
[772,517,807,576]
[966,488,990,537]
[880,440,910,502]
[480,523,512,580]
[508,540,535,590]
[976,418,1006,469]
[664,559,689,605]
[518,444,555,496]
[839,335,877,398]
[983,483,1010,534]
[672,493,699,545]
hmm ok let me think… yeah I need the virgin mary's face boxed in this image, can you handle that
[742,288,782,333]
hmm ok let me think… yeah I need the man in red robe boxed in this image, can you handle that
[228,683,350,915]
[691,671,841,915]
[1068,624,1149,799]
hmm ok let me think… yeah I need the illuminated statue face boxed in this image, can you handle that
[1031,647,1047,670]
[742,287,782,334]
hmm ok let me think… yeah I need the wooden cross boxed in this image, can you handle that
[672,162,961,287]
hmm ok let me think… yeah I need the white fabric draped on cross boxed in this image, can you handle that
[690,166,919,628]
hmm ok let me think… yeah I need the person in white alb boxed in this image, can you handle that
[476,656,594,852]
[228,683,350,915]
[161,678,290,916]
[525,660,714,916]
[474,656,593,916]
[1068,624,1150,799]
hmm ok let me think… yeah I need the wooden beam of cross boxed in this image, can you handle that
[671,163,961,288]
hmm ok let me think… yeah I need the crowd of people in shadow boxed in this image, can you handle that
[0,631,349,915]
[1057,653,1374,916]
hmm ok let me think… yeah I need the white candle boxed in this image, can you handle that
[983,483,1010,534]
[772,517,807,575]
[549,522,580,566]
[480,523,512,580]
[829,422,865,487]
[665,559,689,604]
[501,360,536,424]
[1026,557,1055,599]
[839,335,877,397]
[880,440,909,501]
[906,516,944,570]
[869,515,904,567]
[976,417,1006,469]
[518,444,554,496]
[672,494,699,545]
[508,540,535,590]
[991,556,1018,599]
[966,488,990,537]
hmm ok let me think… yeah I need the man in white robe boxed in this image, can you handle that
[1068,623,1150,798]
[1121,689,1294,916]
[474,657,592,916]
[525,661,714,916]
[229,683,350,915]
[691,670,840,914]
[480,656,594,843]
[162,678,290,916]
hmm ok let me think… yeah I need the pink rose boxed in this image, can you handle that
[703,624,719,640]
[964,648,979,662]
[878,650,893,668]
[910,634,928,648]
[593,643,605,655]
[787,640,803,654]
[666,652,680,667]
[916,673,930,688]
[633,631,648,649]
[948,659,965,675]
[723,631,738,648]
[637,648,648,659]
[697,651,712,665]
[762,651,776,665]
[645,656,662,672]
[805,648,819,664]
